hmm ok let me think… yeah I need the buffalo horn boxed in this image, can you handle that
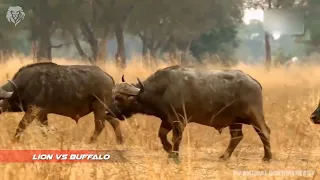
[122,75,125,82]
[116,84,140,96]
[0,88,13,98]
[124,85,140,95]
[137,78,144,93]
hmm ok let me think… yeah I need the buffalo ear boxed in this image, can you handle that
[128,96,135,101]
[128,96,138,104]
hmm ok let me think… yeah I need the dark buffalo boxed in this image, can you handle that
[0,62,123,143]
[109,65,272,162]
[310,101,320,124]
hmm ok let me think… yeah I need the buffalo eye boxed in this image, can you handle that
[114,95,124,103]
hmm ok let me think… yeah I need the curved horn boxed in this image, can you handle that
[0,88,13,98]
[117,85,140,96]
[7,80,17,90]
[122,75,125,82]
[137,78,144,94]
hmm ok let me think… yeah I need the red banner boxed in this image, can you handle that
[0,150,126,163]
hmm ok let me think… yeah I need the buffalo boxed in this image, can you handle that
[0,62,123,144]
[310,101,320,124]
[109,65,272,162]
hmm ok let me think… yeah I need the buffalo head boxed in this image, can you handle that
[0,80,15,113]
[310,100,320,124]
[111,75,144,120]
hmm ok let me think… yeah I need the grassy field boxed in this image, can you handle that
[0,56,319,180]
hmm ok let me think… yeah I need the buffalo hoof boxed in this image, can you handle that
[117,139,124,145]
[11,136,20,143]
[116,136,124,144]
[88,138,97,144]
[41,132,48,138]
[168,152,180,164]
[172,157,181,164]
[262,156,272,162]
[168,156,181,164]
[168,152,178,158]
[219,154,230,161]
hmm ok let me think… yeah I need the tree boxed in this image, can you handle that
[190,25,240,65]
[128,0,243,66]
[236,20,266,62]
[188,0,243,64]
[0,1,33,59]
[5,0,80,62]
[77,0,137,68]
[245,0,305,70]
[296,0,320,54]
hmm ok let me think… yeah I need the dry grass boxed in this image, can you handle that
[0,55,319,180]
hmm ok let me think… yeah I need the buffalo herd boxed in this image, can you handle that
[0,62,317,163]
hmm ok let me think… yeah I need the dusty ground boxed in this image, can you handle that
[0,56,319,180]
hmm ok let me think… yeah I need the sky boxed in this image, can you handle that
[243,8,264,24]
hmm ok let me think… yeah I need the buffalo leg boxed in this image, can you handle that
[158,121,173,153]
[38,114,49,137]
[13,108,37,142]
[250,109,272,161]
[105,116,123,144]
[219,123,243,160]
[169,121,185,162]
[89,101,106,143]
[253,123,272,161]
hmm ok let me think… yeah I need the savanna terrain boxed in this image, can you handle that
[0,56,319,180]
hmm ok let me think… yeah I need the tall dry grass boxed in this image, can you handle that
[0,55,319,180]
